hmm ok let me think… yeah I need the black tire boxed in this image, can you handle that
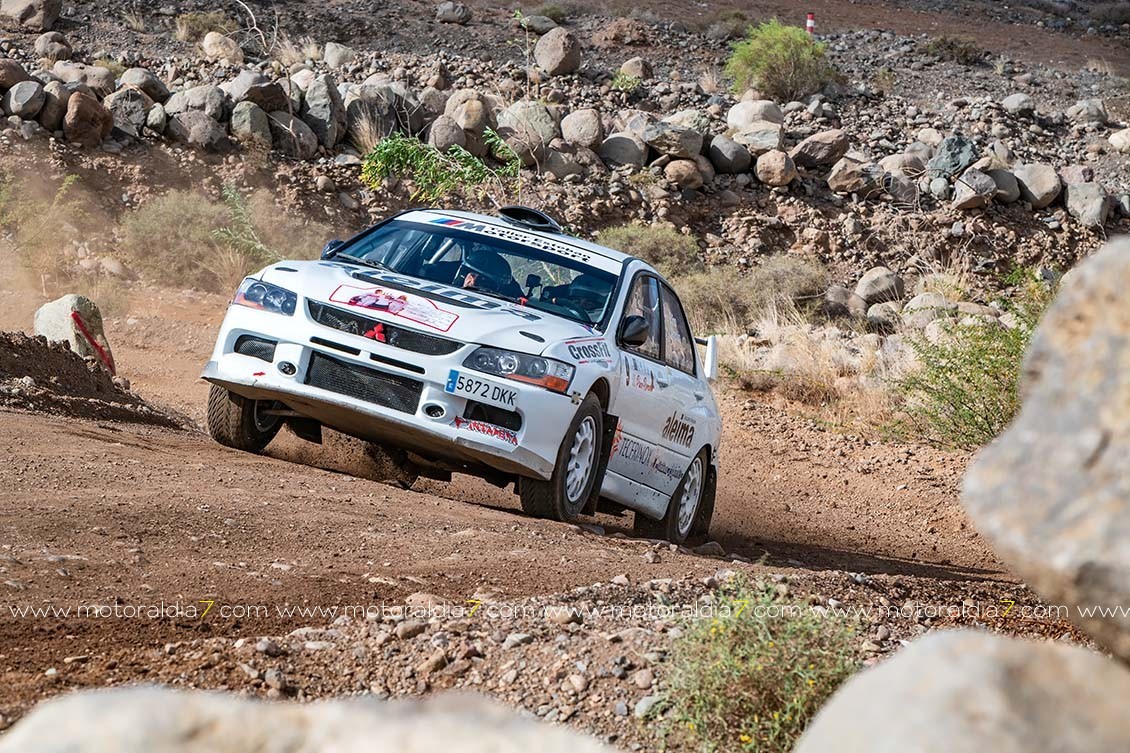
[633,448,711,545]
[206,384,282,453]
[520,394,604,522]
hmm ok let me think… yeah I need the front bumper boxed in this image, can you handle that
[201,301,580,479]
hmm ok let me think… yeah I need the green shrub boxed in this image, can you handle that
[674,256,828,334]
[725,19,837,101]
[610,71,642,93]
[360,131,519,204]
[893,277,1053,449]
[595,224,701,277]
[664,580,859,752]
[919,35,983,65]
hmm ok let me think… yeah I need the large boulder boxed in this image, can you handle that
[301,73,347,148]
[33,30,69,60]
[1066,98,1107,124]
[926,135,977,178]
[854,266,904,306]
[1065,182,1109,228]
[988,168,1021,203]
[726,99,783,129]
[230,100,271,147]
[62,91,111,147]
[1,0,60,30]
[227,70,289,113]
[2,79,44,119]
[560,108,602,150]
[102,86,153,138]
[755,149,796,186]
[1110,128,1130,154]
[789,129,849,168]
[641,121,701,158]
[534,27,581,76]
[619,56,652,80]
[323,41,356,68]
[268,110,318,159]
[166,110,227,150]
[0,58,29,88]
[902,292,956,329]
[1001,92,1035,116]
[731,120,782,155]
[951,167,997,210]
[707,134,750,174]
[36,79,70,131]
[598,131,647,167]
[0,687,616,753]
[120,68,169,103]
[963,239,1130,661]
[824,286,867,319]
[165,83,227,122]
[435,0,472,24]
[201,31,243,65]
[1013,162,1061,209]
[664,159,703,190]
[794,630,1130,753]
[52,61,114,96]
[426,114,465,151]
[498,99,558,165]
[827,157,880,195]
[32,295,113,367]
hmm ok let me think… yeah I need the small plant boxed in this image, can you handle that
[360,131,520,204]
[1,173,88,294]
[610,71,643,93]
[893,274,1054,449]
[703,9,750,41]
[595,223,702,278]
[872,66,896,95]
[919,34,983,65]
[121,10,146,32]
[93,57,126,77]
[725,19,837,101]
[276,34,322,66]
[663,579,859,753]
[174,10,235,42]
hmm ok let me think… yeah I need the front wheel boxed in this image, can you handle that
[634,448,710,545]
[206,384,282,453]
[520,394,603,522]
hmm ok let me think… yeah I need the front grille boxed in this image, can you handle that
[305,352,423,414]
[307,301,461,356]
[464,401,523,432]
[234,335,276,362]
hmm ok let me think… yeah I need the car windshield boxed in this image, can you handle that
[335,219,620,327]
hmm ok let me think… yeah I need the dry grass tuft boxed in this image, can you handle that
[174,11,235,43]
[276,35,322,67]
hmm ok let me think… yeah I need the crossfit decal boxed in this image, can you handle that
[565,337,612,364]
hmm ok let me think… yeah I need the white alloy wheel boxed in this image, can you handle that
[675,456,704,538]
[565,415,597,504]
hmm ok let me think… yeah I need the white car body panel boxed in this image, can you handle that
[201,208,723,522]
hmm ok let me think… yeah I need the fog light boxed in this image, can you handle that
[278,361,297,376]
[424,403,445,418]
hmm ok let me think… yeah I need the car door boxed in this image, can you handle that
[606,273,684,495]
[655,283,711,475]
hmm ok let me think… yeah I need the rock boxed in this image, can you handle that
[543,148,584,179]
[165,84,227,122]
[145,104,166,134]
[103,86,152,138]
[599,131,647,167]
[268,111,318,159]
[230,101,271,147]
[824,286,867,319]
[789,129,849,168]
[201,31,243,65]
[1001,92,1035,116]
[878,152,925,176]
[560,108,602,150]
[1058,164,1094,187]
[33,295,114,366]
[502,632,533,649]
[794,630,1130,753]
[228,70,289,113]
[534,28,581,76]
[323,42,356,69]
[120,68,169,103]
[1013,163,1061,209]
[63,91,111,147]
[902,292,956,329]
[301,74,346,149]
[726,99,783,129]
[707,134,751,174]
[828,157,880,195]
[634,695,659,719]
[2,80,44,119]
[1110,129,1130,154]
[926,135,977,178]
[0,58,29,89]
[545,606,582,625]
[1,0,60,31]
[755,149,796,186]
[33,30,69,60]
[854,267,904,306]
[435,0,471,24]
[0,687,616,753]
[951,168,997,210]
[498,100,558,165]
[520,14,557,34]
[427,114,465,151]
[988,168,1021,203]
[415,648,448,675]
[52,61,115,96]
[731,120,782,155]
[641,121,701,158]
[631,668,655,689]
[619,56,652,80]
[1066,98,1107,124]
[664,159,702,190]
[1064,182,1109,228]
[36,79,69,131]
[167,110,227,150]
[866,302,902,332]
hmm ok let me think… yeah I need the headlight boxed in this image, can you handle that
[233,279,297,316]
[463,346,574,393]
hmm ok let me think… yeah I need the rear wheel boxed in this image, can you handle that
[634,448,710,545]
[206,384,282,453]
[520,394,603,522]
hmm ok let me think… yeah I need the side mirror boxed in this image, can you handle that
[620,315,651,347]
[321,239,345,260]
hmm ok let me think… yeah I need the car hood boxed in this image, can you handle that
[259,261,600,353]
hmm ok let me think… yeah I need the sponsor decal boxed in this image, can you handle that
[661,411,696,449]
[354,271,543,323]
[565,337,612,365]
[453,416,518,446]
[330,284,459,332]
[425,215,609,271]
[650,456,685,482]
[624,355,656,392]
[609,421,623,457]
[616,434,653,466]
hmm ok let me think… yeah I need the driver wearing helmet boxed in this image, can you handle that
[456,247,522,299]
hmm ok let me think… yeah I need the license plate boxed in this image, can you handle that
[445,370,518,410]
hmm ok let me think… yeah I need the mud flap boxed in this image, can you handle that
[583,413,618,516]
[287,417,323,444]
[691,465,718,540]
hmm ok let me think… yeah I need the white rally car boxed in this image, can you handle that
[202,206,723,543]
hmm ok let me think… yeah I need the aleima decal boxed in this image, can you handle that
[662,412,696,448]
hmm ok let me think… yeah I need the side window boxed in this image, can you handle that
[660,285,695,375]
[622,275,662,360]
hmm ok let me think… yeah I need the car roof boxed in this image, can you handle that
[397,208,637,269]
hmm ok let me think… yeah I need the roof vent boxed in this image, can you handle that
[497,205,563,234]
